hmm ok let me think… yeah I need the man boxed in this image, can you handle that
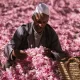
[3,3,68,69]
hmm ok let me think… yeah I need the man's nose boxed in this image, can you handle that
[39,23,45,27]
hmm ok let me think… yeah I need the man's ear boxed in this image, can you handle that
[32,14,37,21]
[32,15,34,20]
[32,13,40,21]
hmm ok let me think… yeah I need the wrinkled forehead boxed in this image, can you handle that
[35,13,49,21]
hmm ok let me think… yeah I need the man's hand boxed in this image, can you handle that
[43,47,55,59]
[44,47,51,54]
[12,50,27,60]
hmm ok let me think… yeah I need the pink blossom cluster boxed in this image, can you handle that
[0,46,60,80]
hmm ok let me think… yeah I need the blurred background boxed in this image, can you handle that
[0,0,80,57]
[0,0,80,79]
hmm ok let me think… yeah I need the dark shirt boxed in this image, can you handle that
[4,22,68,61]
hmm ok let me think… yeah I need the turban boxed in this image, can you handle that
[33,3,49,15]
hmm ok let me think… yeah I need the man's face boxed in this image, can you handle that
[33,13,49,33]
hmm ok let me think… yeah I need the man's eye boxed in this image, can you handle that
[37,21,47,24]
[43,21,47,23]
[37,21,41,23]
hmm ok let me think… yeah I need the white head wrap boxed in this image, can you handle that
[33,3,49,15]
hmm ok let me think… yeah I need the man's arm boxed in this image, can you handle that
[4,26,27,60]
[50,30,69,60]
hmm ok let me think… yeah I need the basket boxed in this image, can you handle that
[58,57,80,80]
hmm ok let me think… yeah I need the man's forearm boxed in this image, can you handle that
[11,49,27,60]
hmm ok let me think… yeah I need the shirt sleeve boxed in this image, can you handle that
[50,30,68,60]
[4,26,24,60]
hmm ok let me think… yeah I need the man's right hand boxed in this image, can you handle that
[12,50,27,60]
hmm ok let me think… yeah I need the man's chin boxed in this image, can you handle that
[38,29,44,33]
